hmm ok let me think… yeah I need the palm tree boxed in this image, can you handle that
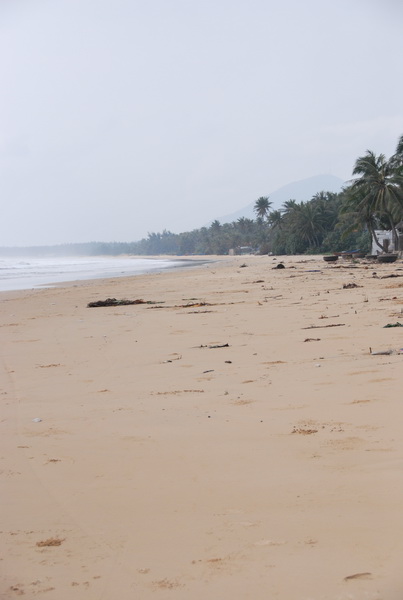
[395,134,403,159]
[210,220,221,232]
[390,134,403,171]
[237,217,255,234]
[267,209,283,230]
[350,150,403,250]
[290,201,327,248]
[277,199,298,234]
[254,196,272,220]
[340,187,382,250]
[281,199,298,214]
[310,191,340,232]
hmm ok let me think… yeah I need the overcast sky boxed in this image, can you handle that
[1,0,403,246]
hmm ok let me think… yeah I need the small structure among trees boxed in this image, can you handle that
[371,223,403,254]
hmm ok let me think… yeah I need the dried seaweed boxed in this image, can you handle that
[87,298,163,308]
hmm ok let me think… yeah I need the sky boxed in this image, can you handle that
[1,0,403,247]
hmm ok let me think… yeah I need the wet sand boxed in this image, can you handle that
[1,254,403,599]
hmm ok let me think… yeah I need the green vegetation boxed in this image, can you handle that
[340,138,403,252]
[1,135,402,258]
[254,196,272,220]
[126,134,401,256]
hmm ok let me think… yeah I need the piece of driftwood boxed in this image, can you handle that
[147,302,213,309]
[344,572,372,581]
[163,355,182,363]
[87,298,163,308]
[302,324,345,330]
[179,302,212,308]
[198,343,230,349]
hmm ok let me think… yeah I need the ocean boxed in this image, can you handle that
[0,256,180,292]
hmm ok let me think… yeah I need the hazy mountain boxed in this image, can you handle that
[214,174,345,224]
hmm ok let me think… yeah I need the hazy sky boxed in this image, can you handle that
[1,0,403,246]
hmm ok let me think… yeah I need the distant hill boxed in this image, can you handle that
[214,174,345,224]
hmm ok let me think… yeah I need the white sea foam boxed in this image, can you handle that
[0,256,176,292]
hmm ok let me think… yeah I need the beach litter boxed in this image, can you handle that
[302,323,345,330]
[370,348,403,355]
[198,343,230,349]
[148,301,213,309]
[179,302,212,308]
[36,538,64,547]
[291,427,318,435]
[343,282,361,289]
[383,322,403,328]
[163,354,182,363]
[87,298,163,307]
[32,418,42,423]
[343,572,372,581]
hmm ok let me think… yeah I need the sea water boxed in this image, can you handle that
[0,256,178,292]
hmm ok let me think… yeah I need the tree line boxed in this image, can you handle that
[1,134,402,257]
[129,133,403,256]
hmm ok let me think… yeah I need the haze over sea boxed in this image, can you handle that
[0,256,178,292]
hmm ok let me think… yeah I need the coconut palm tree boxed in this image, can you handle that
[390,134,403,171]
[237,217,255,234]
[253,196,272,220]
[267,209,283,230]
[350,150,403,250]
[340,187,382,250]
[280,199,297,213]
[210,220,221,232]
[310,191,340,233]
[395,134,403,159]
[289,201,327,248]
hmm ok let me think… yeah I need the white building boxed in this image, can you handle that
[371,224,403,254]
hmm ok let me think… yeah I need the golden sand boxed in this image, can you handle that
[1,255,403,599]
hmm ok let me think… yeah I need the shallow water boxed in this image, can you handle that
[0,256,176,291]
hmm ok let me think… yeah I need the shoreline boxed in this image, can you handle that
[2,254,403,599]
[0,254,222,294]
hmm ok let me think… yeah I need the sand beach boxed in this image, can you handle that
[1,254,403,599]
